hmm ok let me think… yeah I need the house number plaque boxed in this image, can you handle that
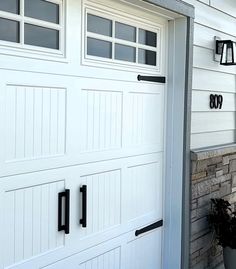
[209,94,223,109]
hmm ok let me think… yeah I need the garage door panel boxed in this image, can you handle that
[0,77,164,177]
[0,0,167,268]
[72,154,162,255]
[79,78,164,155]
[123,160,162,223]
[79,247,121,269]
[0,72,75,177]
[80,169,121,237]
[40,227,162,269]
[80,89,123,152]
[125,90,164,149]
[42,236,123,269]
[5,85,66,162]
[0,170,72,269]
[126,229,162,269]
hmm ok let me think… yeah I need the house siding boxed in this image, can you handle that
[186,1,236,268]
[184,0,236,149]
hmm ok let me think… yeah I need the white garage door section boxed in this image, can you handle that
[0,1,167,269]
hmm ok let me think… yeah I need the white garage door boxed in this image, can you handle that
[0,1,167,268]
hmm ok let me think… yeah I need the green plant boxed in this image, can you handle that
[209,198,236,249]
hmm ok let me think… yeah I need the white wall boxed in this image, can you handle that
[184,0,236,149]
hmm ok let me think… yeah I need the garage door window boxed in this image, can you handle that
[0,0,62,51]
[86,12,160,68]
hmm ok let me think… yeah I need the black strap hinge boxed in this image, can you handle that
[137,75,166,83]
[135,219,163,236]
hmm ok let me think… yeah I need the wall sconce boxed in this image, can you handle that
[215,37,236,65]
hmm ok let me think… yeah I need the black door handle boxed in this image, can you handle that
[135,220,163,236]
[137,75,166,83]
[80,185,87,228]
[58,189,70,234]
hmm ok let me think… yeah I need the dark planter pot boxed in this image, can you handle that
[223,247,236,269]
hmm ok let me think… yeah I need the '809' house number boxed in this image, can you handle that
[210,94,223,109]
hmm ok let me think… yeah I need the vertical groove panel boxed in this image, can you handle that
[124,161,161,222]
[3,181,65,267]
[79,248,121,269]
[127,92,162,148]
[82,90,122,152]
[81,170,121,238]
[5,85,66,162]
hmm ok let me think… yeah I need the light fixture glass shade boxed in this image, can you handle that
[220,40,236,65]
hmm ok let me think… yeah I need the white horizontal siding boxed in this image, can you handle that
[183,0,236,149]
[211,0,236,18]
[191,130,235,149]
[186,0,236,36]
[193,46,236,74]
[194,23,236,50]
[191,112,235,134]
[192,91,235,112]
[193,68,236,93]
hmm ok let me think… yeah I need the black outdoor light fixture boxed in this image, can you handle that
[215,38,236,65]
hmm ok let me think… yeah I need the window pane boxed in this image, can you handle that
[0,18,19,43]
[138,49,156,66]
[25,24,59,49]
[87,37,112,59]
[25,0,59,24]
[115,22,136,42]
[87,14,112,37]
[139,29,157,47]
[0,0,19,14]
[115,44,136,62]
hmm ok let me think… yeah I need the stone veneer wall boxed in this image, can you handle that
[190,145,236,269]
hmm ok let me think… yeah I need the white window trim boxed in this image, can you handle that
[82,2,166,74]
[0,0,66,59]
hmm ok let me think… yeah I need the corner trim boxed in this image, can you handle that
[181,16,194,269]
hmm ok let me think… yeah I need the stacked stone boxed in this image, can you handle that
[190,147,236,269]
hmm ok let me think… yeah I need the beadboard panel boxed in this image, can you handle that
[125,90,163,149]
[40,224,162,269]
[5,85,66,162]
[79,248,121,269]
[42,240,122,269]
[79,169,121,237]
[0,74,165,177]
[3,180,65,268]
[123,161,162,223]
[80,89,123,153]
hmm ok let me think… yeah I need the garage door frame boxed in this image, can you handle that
[139,1,194,269]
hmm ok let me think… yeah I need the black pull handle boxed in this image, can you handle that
[80,185,87,228]
[135,219,163,236]
[137,75,166,83]
[58,189,70,234]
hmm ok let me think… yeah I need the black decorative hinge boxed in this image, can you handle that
[137,75,166,83]
[135,220,163,236]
